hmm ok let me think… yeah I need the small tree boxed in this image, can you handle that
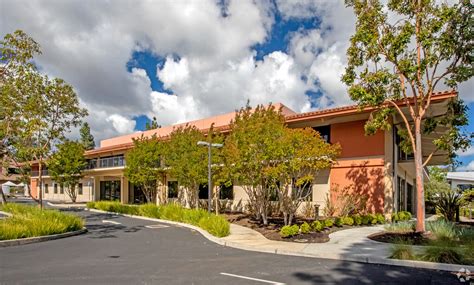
[80,122,95,150]
[342,0,472,232]
[1,30,88,208]
[165,125,208,208]
[224,104,286,225]
[124,135,166,203]
[145,116,161,130]
[272,128,340,225]
[48,141,87,203]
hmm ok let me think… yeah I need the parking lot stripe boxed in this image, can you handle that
[220,272,285,284]
[102,220,121,225]
[145,224,169,229]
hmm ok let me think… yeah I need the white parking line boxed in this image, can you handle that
[102,220,121,225]
[145,224,169,229]
[220,273,286,285]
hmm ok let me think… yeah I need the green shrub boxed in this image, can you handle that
[323,219,334,228]
[352,214,362,225]
[390,244,415,260]
[183,208,208,225]
[311,220,324,232]
[198,215,230,238]
[334,217,343,227]
[361,215,370,225]
[385,221,415,233]
[0,204,84,240]
[426,220,458,241]
[280,224,299,238]
[375,213,386,224]
[300,222,311,234]
[392,211,412,222]
[86,201,95,209]
[367,214,378,225]
[343,216,354,226]
[138,203,161,218]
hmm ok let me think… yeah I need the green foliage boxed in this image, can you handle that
[48,140,87,203]
[145,116,161,130]
[385,221,415,233]
[421,241,464,265]
[166,124,213,208]
[87,201,230,237]
[436,190,464,222]
[300,222,311,234]
[391,211,412,222]
[124,135,166,203]
[311,220,324,232]
[280,224,299,238]
[79,122,95,150]
[361,215,375,225]
[390,244,415,260]
[334,217,343,227]
[0,204,84,240]
[375,213,386,224]
[426,220,458,241]
[352,214,362,225]
[343,216,354,226]
[1,30,87,205]
[323,219,334,228]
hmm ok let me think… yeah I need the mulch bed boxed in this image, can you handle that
[368,231,431,245]
[224,213,354,243]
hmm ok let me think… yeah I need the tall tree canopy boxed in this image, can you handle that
[145,116,161,130]
[0,30,87,207]
[80,122,95,150]
[165,125,209,208]
[124,135,166,203]
[342,0,472,232]
[224,104,286,225]
[48,141,87,203]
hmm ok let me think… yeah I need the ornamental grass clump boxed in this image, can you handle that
[384,221,415,233]
[87,201,230,237]
[421,241,464,265]
[389,244,415,260]
[426,220,458,241]
[0,204,84,240]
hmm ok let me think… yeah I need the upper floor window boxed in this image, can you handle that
[313,125,331,143]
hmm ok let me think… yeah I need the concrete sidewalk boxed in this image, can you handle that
[221,223,473,272]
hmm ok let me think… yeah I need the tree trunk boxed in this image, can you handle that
[288,213,294,226]
[414,119,425,232]
[70,184,77,203]
[0,188,6,204]
[283,212,288,226]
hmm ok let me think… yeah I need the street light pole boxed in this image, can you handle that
[197,141,223,213]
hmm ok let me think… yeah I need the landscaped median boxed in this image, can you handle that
[0,204,85,243]
[86,201,230,238]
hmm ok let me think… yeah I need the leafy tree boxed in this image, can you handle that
[224,104,286,225]
[48,141,87,203]
[124,135,166,203]
[165,125,208,208]
[269,128,340,225]
[80,122,95,150]
[342,0,472,232]
[0,30,87,208]
[145,116,161,130]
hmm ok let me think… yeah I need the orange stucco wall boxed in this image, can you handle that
[30,178,38,199]
[329,120,386,214]
[330,158,385,213]
[330,120,384,158]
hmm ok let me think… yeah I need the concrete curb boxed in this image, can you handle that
[86,208,474,272]
[0,228,88,247]
[46,202,87,208]
[0,210,13,217]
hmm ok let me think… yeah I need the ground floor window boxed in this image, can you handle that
[199,184,209,199]
[219,183,233,200]
[168,181,178,198]
[130,183,147,204]
[78,183,83,195]
[60,184,64,194]
[44,184,48,194]
[100,180,121,201]
[54,183,58,194]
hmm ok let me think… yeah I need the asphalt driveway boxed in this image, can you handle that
[0,206,464,284]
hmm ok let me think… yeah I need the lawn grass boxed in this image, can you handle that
[87,201,230,237]
[0,204,84,240]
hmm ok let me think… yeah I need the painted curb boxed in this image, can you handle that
[0,228,88,247]
[86,208,474,272]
